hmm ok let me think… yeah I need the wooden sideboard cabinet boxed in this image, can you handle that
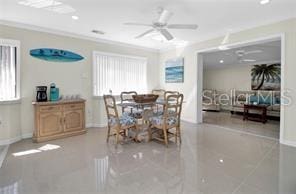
[32,99,86,143]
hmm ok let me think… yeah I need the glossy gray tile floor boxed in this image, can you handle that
[203,111,280,139]
[0,122,295,194]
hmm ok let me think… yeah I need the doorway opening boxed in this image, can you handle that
[196,35,284,140]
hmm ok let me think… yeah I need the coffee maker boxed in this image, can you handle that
[36,86,48,102]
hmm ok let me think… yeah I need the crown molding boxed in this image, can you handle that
[1,16,295,54]
[0,20,160,53]
[204,60,281,70]
[159,16,296,54]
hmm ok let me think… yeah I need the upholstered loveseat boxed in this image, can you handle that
[231,90,280,117]
[202,89,221,111]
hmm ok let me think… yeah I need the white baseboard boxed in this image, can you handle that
[0,145,9,169]
[0,132,34,145]
[93,123,107,128]
[181,118,197,124]
[22,132,33,139]
[86,123,93,128]
[0,136,21,146]
[280,139,296,148]
[0,124,107,145]
[86,123,107,128]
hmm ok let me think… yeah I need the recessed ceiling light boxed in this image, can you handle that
[71,15,79,20]
[92,30,105,35]
[220,60,224,64]
[260,0,271,5]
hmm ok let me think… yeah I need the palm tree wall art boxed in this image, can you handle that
[251,64,281,90]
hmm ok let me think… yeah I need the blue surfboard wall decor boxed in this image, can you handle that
[30,48,84,62]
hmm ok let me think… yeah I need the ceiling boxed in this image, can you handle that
[203,40,281,69]
[0,0,295,51]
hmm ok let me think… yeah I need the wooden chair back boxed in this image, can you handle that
[120,91,137,102]
[152,89,166,99]
[164,94,184,125]
[164,91,179,100]
[103,95,119,122]
[120,91,137,113]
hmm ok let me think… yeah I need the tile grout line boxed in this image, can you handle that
[231,142,278,194]
[203,123,279,141]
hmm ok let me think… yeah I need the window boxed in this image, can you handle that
[93,51,147,96]
[0,39,20,101]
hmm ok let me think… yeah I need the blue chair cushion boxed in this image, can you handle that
[150,116,178,126]
[153,110,176,117]
[122,109,143,118]
[108,115,137,127]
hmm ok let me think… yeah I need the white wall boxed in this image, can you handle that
[203,65,253,110]
[159,18,296,145]
[0,24,159,144]
[203,66,252,92]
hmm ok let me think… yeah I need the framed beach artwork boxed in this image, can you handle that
[251,64,281,91]
[165,57,184,83]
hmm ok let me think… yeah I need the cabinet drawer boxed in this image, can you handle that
[64,103,83,111]
[39,105,61,112]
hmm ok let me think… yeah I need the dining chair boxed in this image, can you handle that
[152,89,166,99]
[151,89,165,113]
[164,91,179,100]
[104,95,139,146]
[148,94,184,147]
[120,91,142,118]
[154,91,180,116]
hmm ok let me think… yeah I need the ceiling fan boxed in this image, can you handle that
[235,49,262,63]
[124,7,198,41]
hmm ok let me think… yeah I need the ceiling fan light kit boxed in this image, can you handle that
[124,7,198,41]
[235,49,261,63]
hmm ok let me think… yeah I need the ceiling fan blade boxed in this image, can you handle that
[244,50,263,55]
[135,29,155,39]
[221,31,231,45]
[167,24,198,29]
[124,22,152,27]
[158,9,172,24]
[160,29,174,41]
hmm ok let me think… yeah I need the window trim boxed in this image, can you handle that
[0,39,21,102]
[92,51,147,97]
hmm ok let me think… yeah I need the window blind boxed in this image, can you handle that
[93,52,147,96]
[0,45,17,101]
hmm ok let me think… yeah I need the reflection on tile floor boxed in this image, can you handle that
[0,122,295,194]
[203,111,280,139]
